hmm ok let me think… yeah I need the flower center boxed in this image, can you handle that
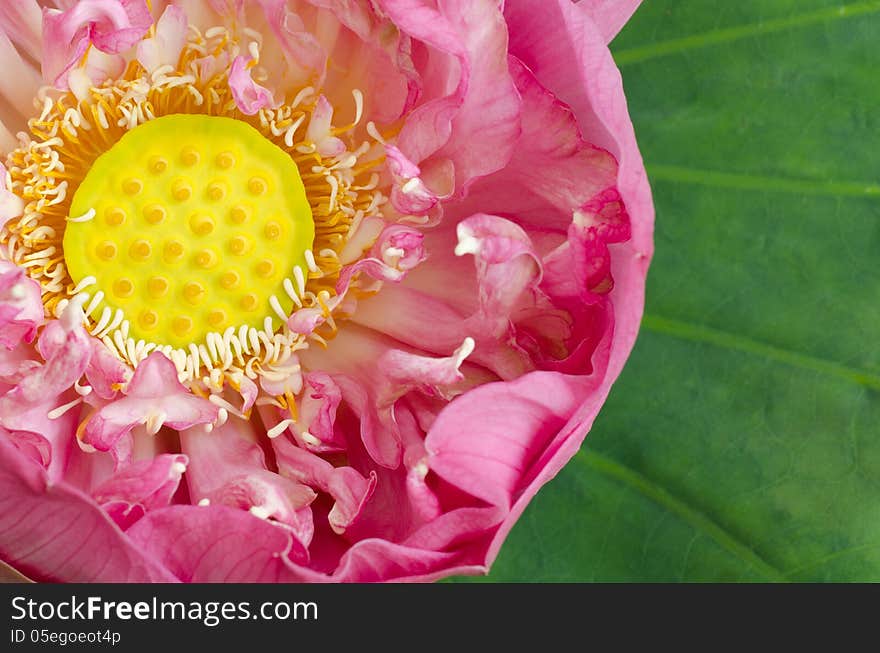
[64,114,314,348]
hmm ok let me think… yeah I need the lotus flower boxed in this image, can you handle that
[0,0,653,582]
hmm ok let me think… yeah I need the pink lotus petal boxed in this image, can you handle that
[92,453,188,529]
[180,417,315,557]
[272,434,376,535]
[305,95,347,157]
[576,0,644,44]
[0,261,42,349]
[426,371,594,509]
[126,504,467,581]
[291,372,345,451]
[0,434,175,582]
[136,4,187,73]
[83,352,218,454]
[41,0,152,88]
[228,55,276,115]
[386,0,521,196]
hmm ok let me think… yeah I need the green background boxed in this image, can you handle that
[469,0,880,581]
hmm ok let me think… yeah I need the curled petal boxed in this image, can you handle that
[370,223,427,273]
[426,371,593,509]
[228,55,275,115]
[92,454,189,529]
[455,213,542,346]
[85,339,132,401]
[83,352,218,454]
[292,372,344,451]
[305,95,347,158]
[385,145,444,215]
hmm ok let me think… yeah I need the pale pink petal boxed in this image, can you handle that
[253,0,327,90]
[0,2,42,61]
[136,4,187,72]
[0,262,42,349]
[228,55,276,115]
[576,0,643,44]
[0,37,41,123]
[304,95,346,157]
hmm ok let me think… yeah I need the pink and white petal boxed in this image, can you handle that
[293,372,345,450]
[85,338,131,400]
[83,352,218,453]
[304,95,346,157]
[370,223,427,273]
[0,262,43,348]
[228,55,276,115]
[0,434,176,582]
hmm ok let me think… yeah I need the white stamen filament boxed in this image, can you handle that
[267,419,295,439]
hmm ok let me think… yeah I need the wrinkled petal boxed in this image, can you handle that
[92,453,188,529]
[272,434,375,535]
[382,0,521,196]
[228,55,275,115]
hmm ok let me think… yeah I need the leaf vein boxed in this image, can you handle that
[641,314,880,391]
[614,2,880,65]
[647,164,880,198]
[577,450,786,581]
